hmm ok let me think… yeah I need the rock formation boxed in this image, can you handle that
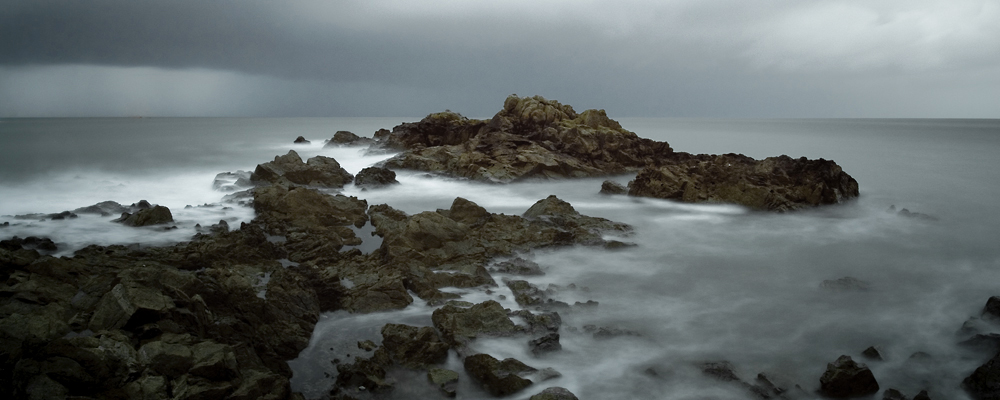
[250,150,353,188]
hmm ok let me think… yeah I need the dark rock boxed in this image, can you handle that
[463,353,536,396]
[984,297,1000,321]
[250,150,354,188]
[862,346,885,361]
[72,201,128,217]
[357,340,377,352]
[530,386,579,400]
[432,300,520,346]
[702,361,741,382]
[528,333,562,356]
[505,279,547,307]
[961,334,1000,353]
[354,166,398,189]
[600,180,628,195]
[884,388,908,400]
[821,277,871,292]
[326,130,375,147]
[819,355,880,398]
[492,258,544,275]
[379,323,449,369]
[427,368,459,397]
[913,390,931,400]
[334,347,394,395]
[628,153,859,211]
[511,310,562,335]
[114,205,174,227]
[583,324,640,339]
[964,352,1000,400]
[293,136,310,144]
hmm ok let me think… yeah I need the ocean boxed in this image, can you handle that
[2,117,999,399]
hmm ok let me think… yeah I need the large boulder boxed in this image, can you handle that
[325,130,375,147]
[379,95,672,182]
[432,300,520,346]
[965,352,1000,400]
[250,150,354,188]
[379,323,449,369]
[627,153,859,211]
[354,166,399,189]
[463,353,536,396]
[819,355,880,398]
[530,387,580,400]
[114,205,173,227]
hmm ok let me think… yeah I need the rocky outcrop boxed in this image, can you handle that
[965,351,1000,400]
[213,171,253,192]
[293,136,310,144]
[428,368,459,397]
[600,180,627,195]
[325,130,375,147]
[354,166,398,189]
[253,184,367,263]
[379,323,449,369]
[464,353,537,396]
[819,355,880,398]
[432,300,520,347]
[530,387,579,400]
[114,205,174,227]
[627,154,859,212]
[250,150,353,188]
[379,95,673,182]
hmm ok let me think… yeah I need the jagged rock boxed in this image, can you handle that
[884,388,908,400]
[913,390,931,400]
[334,347,394,395]
[511,310,562,335]
[984,297,1000,321]
[428,368,459,397]
[253,184,367,262]
[354,166,399,189]
[819,355,880,398]
[528,333,561,356]
[114,205,174,227]
[89,283,174,331]
[491,258,544,275]
[1,236,57,252]
[702,361,741,382]
[862,346,885,361]
[326,130,375,147]
[250,150,354,188]
[583,324,640,339]
[137,339,194,378]
[463,353,536,396]
[505,279,547,307]
[379,95,672,182]
[379,323,449,369]
[293,136,310,144]
[628,153,859,211]
[600,180,627,195]
[432,300,520,346]
[530,386,579,400]
[212,171,253,191]
[965,352,1000,400]
[821,277,871,292]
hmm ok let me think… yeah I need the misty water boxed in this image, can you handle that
[2,117,999,399]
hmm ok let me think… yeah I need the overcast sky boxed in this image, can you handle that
[1,0,998,118]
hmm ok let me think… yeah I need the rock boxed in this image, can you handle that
[379,95,673,182]
[600,180,627,195]
[432,300,520,346]
[212,171,253,191]
[326,130,375,147]
[252,184,368,262]
[354,166,398,189]
[819,355,880,398]
[114,205,174,227]
[964,352,1000,400]
[505,279,547,307]
[491,258,544,275]
[334,347,394,395]
[583,324,640,339]
[984,296,1000,321]
[379,323,449,369]
[702,361,741,382]
[137,339,194,378]
[884,388,908,400]
[913,390,931,400]
[293,136,310,144]
[2,236,57,252]
[528,333,561,356]
[530,386,579,400]
[250,150,354,188]
[427,368,459,397]
[88,283,174,331]
[463,353,536,396]
[862,346,885,361]
[511,310,562,335]
[628,153,859,211]
[820,277,871,292]
[357,340,377,352]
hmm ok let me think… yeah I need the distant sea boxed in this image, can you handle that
[2,117,999,399]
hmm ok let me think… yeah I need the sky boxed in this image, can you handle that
[1,0,999,118]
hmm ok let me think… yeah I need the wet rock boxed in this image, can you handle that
[530,386,579,400]
[819,355,880,398]
[528,333,562,356]
[427,368,459,397]
[432,300,520,346]
[628,153,859,211]
[253,184,367,262]
[2,236,57,252]
[702,361,741,382]
[334,347,394,395]
[583,324,640,340]
[171,374,235,399]
[380,95,672,182]
[600,180,628,195]
[884,388,908,400]
[357,340,377,352]
[983,296,1000,321]
[113,205,174,227]
[354,166,398,189]
[505,279,547,307]
[326,130,375,147]
[820,277,871,292]
[293,135,310,144]
[960,334,1000,353]
[212,171,253,191]
[888,205,938,221]
[89,283,174,331]
[913,390,931,400]
[379,323,449,369]
[511,310,562,335]
[250,150,354,188]
[491,258,544,276]
[964,352,1000,400]
[137,339,194,378]
[463,353,536,396]
[862,346,885,361]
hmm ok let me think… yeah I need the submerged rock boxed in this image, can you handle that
[432,300,520,347]
[250,150,354,188]
[325,130,375,147]
[428,368,459,397]
[628,154,859,211]
[354,166,399,189]
[528,333,562,356]
[114,205,173,227]
[862,346,885,361]
[212,171,253,191]
[530,386,579,400]
[293,135,310,144]
[464,353,537,396]
[983,296,1000,321]
[819,355,879,398]
[379,323,449,369]
[600,180,628,195]
[964,351,1000,400]
[491,257,545,275]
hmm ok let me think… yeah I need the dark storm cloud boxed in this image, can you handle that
[1,0,999,117]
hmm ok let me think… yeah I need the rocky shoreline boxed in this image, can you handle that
[1,96,993,399]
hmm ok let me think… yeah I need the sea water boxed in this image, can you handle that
[2,117,999,399]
